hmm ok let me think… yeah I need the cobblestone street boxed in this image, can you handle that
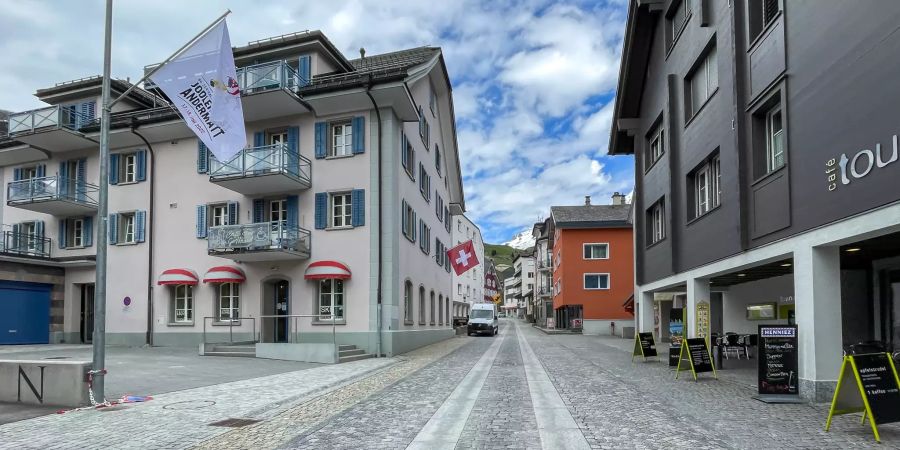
[2,318,900,449]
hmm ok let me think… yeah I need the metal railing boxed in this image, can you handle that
[7,176,100,207]
[209,143,311,186]
[202,316,257,345]
[538,258,552,270]
[8,105,92,135]
[258,314,339,362]
[0,231,51,258]
[236,60,307,94]
[208,221,311,257]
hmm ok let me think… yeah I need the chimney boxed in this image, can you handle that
[584,195,591,206]
[612,192,626,205]
[359,47,366,59]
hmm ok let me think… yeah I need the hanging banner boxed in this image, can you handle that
[825,353,900,442]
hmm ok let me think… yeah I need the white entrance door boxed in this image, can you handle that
[270,199,287,246]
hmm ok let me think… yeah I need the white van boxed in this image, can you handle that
[467,303,499,336]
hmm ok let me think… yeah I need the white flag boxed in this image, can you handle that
[149,20,245,161]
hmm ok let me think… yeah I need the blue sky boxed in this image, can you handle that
[0,0,634,244]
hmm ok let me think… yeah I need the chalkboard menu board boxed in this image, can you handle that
[853,353,900,425]
[758,325,798,396]
[638,333,657,357]
[686,338,714,374]
[669,347,680,367]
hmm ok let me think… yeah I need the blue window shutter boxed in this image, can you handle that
[352,116,365,154]
[314,193,327,229]
[108,214,118,244]
[58,220,67,249]
[401,133,408,169]
[58,162,69,196]
[314,122,327,159]
[76,159,87,201]
[351,189,365,227]
[109,154,119,185]
[136,210,146,243]
[197,141,209,173]
[298,55,311,87]
[136,150,147,182]
[287,126,300,174]
[227,201,238,225]
[84,216,93,247]
[13,168,21,181]
[286,195,299,229]
[253,199,265,223]
[196,205,207,238]
[254,131,265,148]
[37,164,46,178]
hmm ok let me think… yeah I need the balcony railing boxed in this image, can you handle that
[0,231,51,258]
[7,105,92,135]
[236,61,307,95]
[208,221,311,257]
[7,176,100,207]
[209,143,311,186]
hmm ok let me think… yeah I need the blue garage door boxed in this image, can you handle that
[0,281,51,344]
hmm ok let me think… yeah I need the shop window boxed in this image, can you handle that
[318,279,344,321]
[217,283,240,322]
[170,285,193,324]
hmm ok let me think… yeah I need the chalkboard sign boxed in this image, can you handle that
[758,325,798,396]
[826,352,900,442]
[675,338,717,381]
[634,332,657,358]
[669,347,680,367]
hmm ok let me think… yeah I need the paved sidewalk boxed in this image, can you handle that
[0,356,395,450]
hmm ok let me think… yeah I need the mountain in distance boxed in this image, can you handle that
[503,229,536,250]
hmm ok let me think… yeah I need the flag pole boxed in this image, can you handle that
[110,9,231,108]
[93,0,114,403]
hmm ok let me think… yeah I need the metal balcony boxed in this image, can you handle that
[0,231,51,259]
[538,259,552,271]
[235,61,310,120]
[6,106,96,151]
[209,143,311,195]
[208,221,311,262]
[7,176,99,215]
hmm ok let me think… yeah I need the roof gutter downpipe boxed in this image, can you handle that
[130,122,155,347]
[365,76,384,357]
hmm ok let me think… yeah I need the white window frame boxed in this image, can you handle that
[766,104,785,173]
[329,121,353,157]
[647,125,664,170]
[68,218,84,248]
[402,201,416,242]
[403,138,416,179]
[172,285,193,324]
[582,243,609,260]
[120,212,136,244]
[650,202,665,244]
[121,153,137,184]
[329,192,352,229]
[583,273,611,290]
[694,155,721,218]
[217,283,240,322]
[318,279,344,321]
[270,199,287,226]
[688,46,718,117]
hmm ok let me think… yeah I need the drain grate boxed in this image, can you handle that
[208,418,261,428]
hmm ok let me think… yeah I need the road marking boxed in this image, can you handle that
[515,320,591,450]
[407,325,506,450]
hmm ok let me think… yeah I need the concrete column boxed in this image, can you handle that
[795,245,843,402]
[686,277,710,339]
[637,290,654,333]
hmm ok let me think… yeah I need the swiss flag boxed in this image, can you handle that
[447,240,480,276]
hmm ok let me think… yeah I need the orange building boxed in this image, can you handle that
[550,194,634,334]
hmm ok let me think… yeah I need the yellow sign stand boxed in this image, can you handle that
[674,338,718,381]
[632,333,658,362]
[824,353,900,442]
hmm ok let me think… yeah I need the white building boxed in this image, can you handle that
[0,30,465,359]
[511,250,535,320]
[451,213,482,320]
[502,276,518,316]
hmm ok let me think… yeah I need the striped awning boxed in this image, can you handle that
[203,266,246,283]
[157,268,199,286]
[304,261,351,280]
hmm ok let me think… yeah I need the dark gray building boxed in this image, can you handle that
[610,0,900,401]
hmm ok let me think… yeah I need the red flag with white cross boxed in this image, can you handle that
[447,240,480,276]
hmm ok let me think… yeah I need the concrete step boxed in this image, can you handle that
[338,344,357,351]
[203,351,256,358]
[338,353,373,363]
[339,348,365,357]
[211,346,256,353]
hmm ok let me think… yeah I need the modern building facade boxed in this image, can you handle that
[451,213,482,320]
[610,0,900,400]
[0,30,466,358]
[550,194,634,334]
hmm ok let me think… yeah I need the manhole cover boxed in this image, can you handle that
[42,356,70,360]
[163,400,216,410]
[208,418,261,428]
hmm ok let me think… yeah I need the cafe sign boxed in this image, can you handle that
[825,135,899,192]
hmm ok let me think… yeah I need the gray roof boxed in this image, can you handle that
[299,47,440,95]
[550,204,632,229]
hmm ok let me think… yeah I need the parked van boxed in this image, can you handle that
[467,303,499,336]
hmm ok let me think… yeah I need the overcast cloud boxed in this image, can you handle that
[0,0,633,243]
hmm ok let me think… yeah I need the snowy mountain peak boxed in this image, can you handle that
[504,230,536,250]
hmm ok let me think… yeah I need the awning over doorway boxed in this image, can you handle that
[203,266,246,283]
[304,260,351,280]
[157,268,199,286]
[623,294,635,315]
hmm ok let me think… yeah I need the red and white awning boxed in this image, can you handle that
[304,261,351,280]
[203,266,246,284]
[157,268,199,286]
